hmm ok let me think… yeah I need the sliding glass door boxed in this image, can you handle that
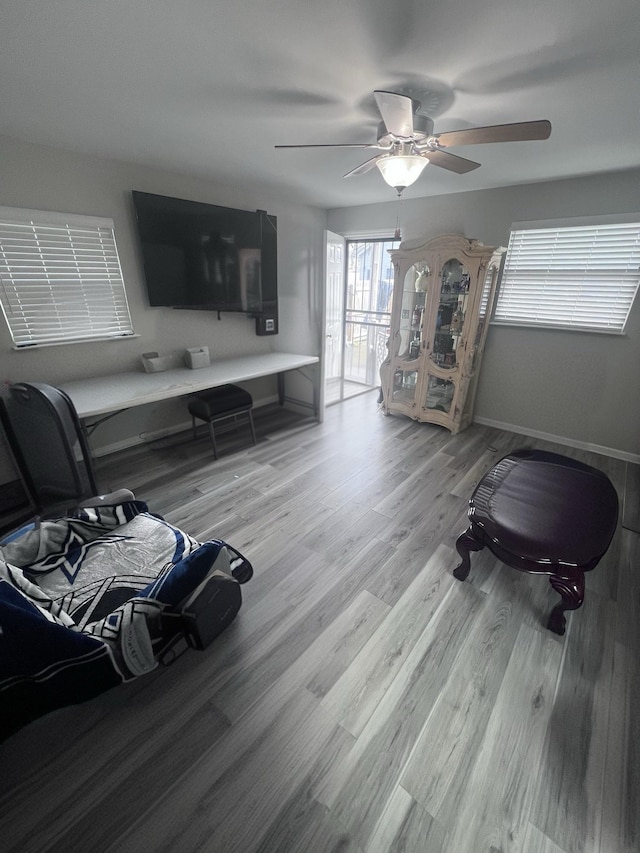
[324,234,399,406]
[337,237,398,403]
[324,231,345,406]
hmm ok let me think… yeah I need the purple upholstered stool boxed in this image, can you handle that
[453,448,619,635]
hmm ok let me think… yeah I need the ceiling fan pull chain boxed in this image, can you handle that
[394,198,403,240]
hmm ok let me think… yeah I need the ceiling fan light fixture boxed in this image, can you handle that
[376,154,429,193]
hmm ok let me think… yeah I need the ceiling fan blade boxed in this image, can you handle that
[434,120,551,148]
[344,156,383,178]
[275,143,380,149]
[374,90,416,137]
[426,149,481,174]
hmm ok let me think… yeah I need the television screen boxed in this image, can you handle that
[131,191,277,315]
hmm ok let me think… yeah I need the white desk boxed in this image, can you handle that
[60,352,319,420]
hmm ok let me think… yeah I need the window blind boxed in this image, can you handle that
[0,207,134,347]
[479,263,495,319]
[494,220,640,333]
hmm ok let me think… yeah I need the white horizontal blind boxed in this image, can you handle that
[494,220,640,333]
[0,206,134,347]
[479,263,494,318]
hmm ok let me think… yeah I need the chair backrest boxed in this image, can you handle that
[2,382,98,512]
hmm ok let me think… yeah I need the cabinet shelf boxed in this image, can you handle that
[392,389,416,403]
[434,328,462,338]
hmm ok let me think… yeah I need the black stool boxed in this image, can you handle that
[187,384,256,459]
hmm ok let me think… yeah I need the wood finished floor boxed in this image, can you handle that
[1,392,638,853]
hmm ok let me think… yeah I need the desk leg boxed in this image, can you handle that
[312,375,319,420]
[277,365,320,421]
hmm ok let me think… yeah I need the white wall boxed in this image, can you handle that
[327,169,640,459]
[1,134,638,493]
[0,135,326,482]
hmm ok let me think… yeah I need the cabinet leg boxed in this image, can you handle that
[453,527,484,581]
[547,571,585,635]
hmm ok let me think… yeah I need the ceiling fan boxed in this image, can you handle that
[275,90,551,196]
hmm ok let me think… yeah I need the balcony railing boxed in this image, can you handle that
[344,309,391,389]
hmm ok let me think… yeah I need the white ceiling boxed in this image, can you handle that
[1,0,639,209]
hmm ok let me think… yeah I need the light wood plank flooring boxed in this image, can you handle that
[1,392,638,853]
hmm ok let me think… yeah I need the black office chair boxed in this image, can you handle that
[1,382,99,514]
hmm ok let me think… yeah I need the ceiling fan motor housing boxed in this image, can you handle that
[377,114,434,145]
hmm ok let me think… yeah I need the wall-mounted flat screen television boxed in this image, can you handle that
[131,191,277,318]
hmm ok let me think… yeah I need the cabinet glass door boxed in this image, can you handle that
[425,376,455,412]
[431,258,470,368]
[397,263,428,361]
[392,367,420,405]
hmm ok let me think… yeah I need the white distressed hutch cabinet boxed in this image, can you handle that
[379,234,505,434]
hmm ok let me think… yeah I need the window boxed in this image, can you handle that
[0,206,134,347]
[494,216,640,333]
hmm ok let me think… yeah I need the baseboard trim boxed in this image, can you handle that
[92,395,279,458]
[473,416,640,464]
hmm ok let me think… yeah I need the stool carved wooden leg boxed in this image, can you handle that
[453,527,485,581]
[547,570,585,636]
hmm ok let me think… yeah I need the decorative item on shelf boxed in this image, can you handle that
[415,266,430,292]
[437,302,452,329]
[433,333,454,355]
[403,371,417,389]
[411,305,423,328]
[450,304,464,332]
[409,337,420,359]
[184,346,210,369]
[141,352,172,373]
